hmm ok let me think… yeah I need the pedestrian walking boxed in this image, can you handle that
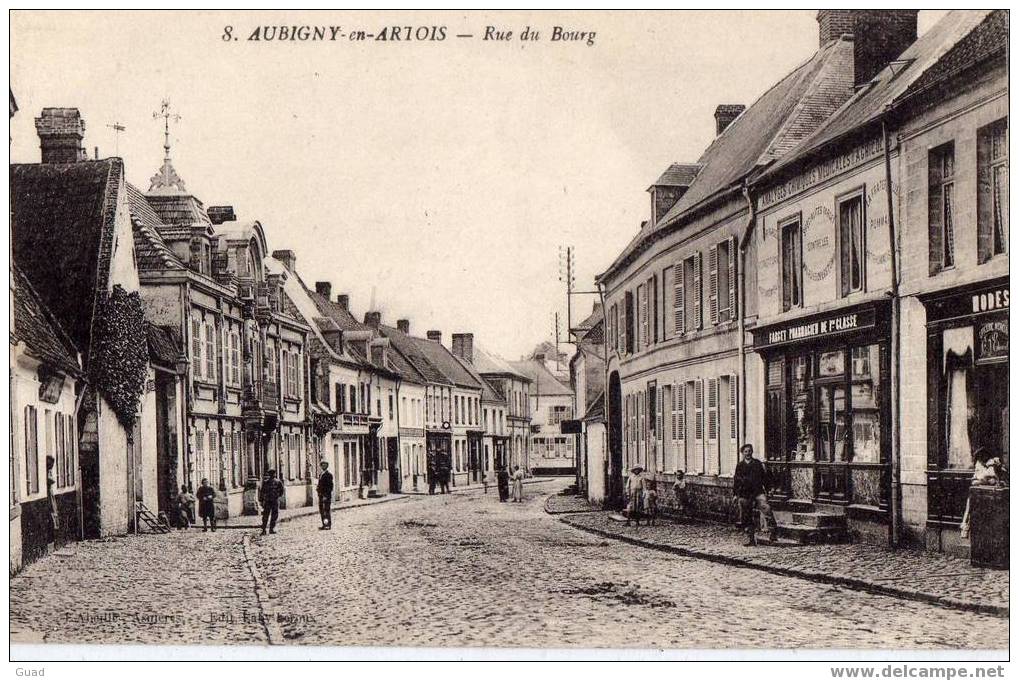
[176,485,195,530]
[732,444,777,546]
[317,460,334,530]
[45,456,59,534]
[196,478,217,532]
[511,465,524,502]
[496,466,510,502]
[259,469,285,535]
[482,472,489,494]
[625,466,645,527]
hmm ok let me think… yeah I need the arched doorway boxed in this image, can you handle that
[608,371,624,508]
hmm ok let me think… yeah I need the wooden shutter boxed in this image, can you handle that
[66,414,75,486]
[652,275,659,344]
[675,382,685,442]
[729,374,739,442]
[728,236,737,321]
[709,244,719,325]
[674,261,685,335]
[693,252,703,329]
[707,377,718,442]
[663,267,674,340]
[191,317,202,379]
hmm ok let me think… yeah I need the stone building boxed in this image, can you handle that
[461,343,532,472]
[569,304,605,501]
[451,334,511,479]
[511,358,576,476]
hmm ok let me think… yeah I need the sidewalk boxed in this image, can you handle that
[545,495,1009,617]
[216,493,408,529]
[402,477,558,496]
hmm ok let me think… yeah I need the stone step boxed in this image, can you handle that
[791,511,846,528]
[775,522,850,545]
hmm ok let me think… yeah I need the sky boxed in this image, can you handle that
[9,10,946,359]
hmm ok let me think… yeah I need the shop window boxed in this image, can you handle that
[789,355,815,462]
[781,217,803,311]
[838,194,865,296]
[977,118,1009,262]
[928,142,956,273]
[850,345,883,463]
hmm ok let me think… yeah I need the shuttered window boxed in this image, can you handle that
[693,252,703,330]
[709,244,719,325]
[727,236,737,322]
[714,238,734,323]
[25,405,38,495]
[707,377,719,442]
[729,375,738,442]
[674,260,685,335]
[928,142,956,273]
[191,317,203,379]
[204,321,216,380]
[977,118,1009,263]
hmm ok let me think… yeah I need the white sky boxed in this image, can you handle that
[9,10,945,359]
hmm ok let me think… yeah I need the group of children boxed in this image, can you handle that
[175,478,218,531]
[625,467,688,527]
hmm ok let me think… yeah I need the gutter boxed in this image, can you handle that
[737,181,757,449]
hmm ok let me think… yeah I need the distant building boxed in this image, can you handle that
[569,303,605,501]
[510,358,576,476]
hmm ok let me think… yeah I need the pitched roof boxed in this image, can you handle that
[11,264,81,377]
[455,356,504,403]
[379,326,453,386]
[146,323,183,368]
[11,158,124,355]
[143,192,212,239]
[408,335,483,390]
[127,183,188,272]
[509,359,574,397]
[470,344,529,381]
[650,163,702,188]
[757,11,998,184]
[583,388,605,423]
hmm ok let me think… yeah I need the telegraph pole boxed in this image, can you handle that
[559,245,601,343]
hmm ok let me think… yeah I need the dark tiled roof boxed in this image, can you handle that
[471,344,529,381]
[651,163,702,188]
[455,356,503,403]
[146,323,183,368]
[127,183,187,272]
[758,11,996,184]
[408,335,483,390]
[143,193,212,239]
[11,264,81,377]
[11,158,124,355]
[509,359,574,397]
[380,325,453,386]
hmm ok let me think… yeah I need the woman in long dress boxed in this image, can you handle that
[511,465,524,502]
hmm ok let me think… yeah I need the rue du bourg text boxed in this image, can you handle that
[226,25,596,46]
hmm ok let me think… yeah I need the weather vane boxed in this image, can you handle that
[152,99,181,158]
[105,122,125,156]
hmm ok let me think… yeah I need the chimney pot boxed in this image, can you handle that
[427,330,442,344]
[364,311,381,329]
[35,107,87,163]
[271,249,296,272]
[452,333,475,364]
[713,104,745,136]
[817,10,918,86]
[336,294,349,310]
[396,319,410,334]
[315,281,332,300]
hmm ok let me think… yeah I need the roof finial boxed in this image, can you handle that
[148,99,187,195]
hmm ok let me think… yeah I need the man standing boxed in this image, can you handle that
[259,469,285,535]
[733,444,777,546]
[317,460,334,530]
[496,466,510,502]
[427,451,437,495]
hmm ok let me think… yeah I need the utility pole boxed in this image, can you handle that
[558,245,601,344]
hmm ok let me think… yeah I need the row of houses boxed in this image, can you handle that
[578,10,1008,558]
[8,101,571,573]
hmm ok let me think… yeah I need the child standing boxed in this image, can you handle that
[176,485,195,530]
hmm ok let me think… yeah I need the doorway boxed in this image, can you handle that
[387,437,400,493]
[608,371,623,508]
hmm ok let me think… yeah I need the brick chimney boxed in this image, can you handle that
[336,294,349,310]
[315,281,332,300]
[207,206,236,225]
[35,108,87,163]
[397,319,410,334]
[714,105,745,136]
[364,311,381,329]
[452,333,474,364]
[817,10,918,85]
[427,330,442,344]
[272,249,296,272]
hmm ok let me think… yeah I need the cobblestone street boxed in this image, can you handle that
[9,480,1009,650]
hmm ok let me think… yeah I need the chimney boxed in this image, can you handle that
[272,249,296,272]
[336,294,349,310]
[817,10,918,85]
[451,333,474,364]
[427,330,442,344]
[364,311,381,329]
[714,105,745,136]
[535,353,546,363]
[207,206,236,225]
[397,319,410,334]
[315,281,332,300]
[35,108,87,163]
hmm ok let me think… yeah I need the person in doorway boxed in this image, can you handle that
[625,466,645,527]
[317,460,334,530]
[176,484,195,530]
[960,447,1005,539]
[733,444,777,546]
[259,469,285,535]
[496,466,510,502]
[196,478,217,532]
[45,456,59,535]
[511,465,524,502]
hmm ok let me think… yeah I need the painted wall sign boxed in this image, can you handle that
[976,318,1008,364]
[760,138,884,208]
[925,281,1010,323]
[753,307,877,349]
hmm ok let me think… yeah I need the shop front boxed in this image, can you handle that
[922,278,1009,547]
[752,301,892,536]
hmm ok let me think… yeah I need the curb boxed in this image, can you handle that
[556,514,1008,618]
[240,534,284,645]
[219,494,411,529]
[543,496,604,515]
[403,477,558,497]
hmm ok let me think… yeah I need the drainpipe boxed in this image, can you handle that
[596,280,611,505]
[738,182,757,454]
[882,115,903,549]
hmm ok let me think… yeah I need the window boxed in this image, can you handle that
[781,217,803,310]
[707,377,719,442]
[673,259,684,334]
[204,321,216,380]
[266,344,278,386]
[228,330,241,385]
[978,118,1009,262]
[711,238,736,324]
[349,385,357,414]
[928,142,956,272]
[24,406,38,495]
[548,405,571,425]
[682,254,702,333]
[191,317,203,378]
[193,427,205,487]
[623,291,634,354]
[729,376,738,442]
[637,284,647,350]
[838,194,865,296]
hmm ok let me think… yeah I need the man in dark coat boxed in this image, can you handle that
[437,453,452,494]
[732,444,777,546]
[196,477,217,532]
[427,451,437,495]
[317,460,334,530]
[496,466,510,502]
[259,469,285,535]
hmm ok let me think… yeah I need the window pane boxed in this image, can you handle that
[790,355,815,461]
[851,345,882,463]
[818,350,845,377]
